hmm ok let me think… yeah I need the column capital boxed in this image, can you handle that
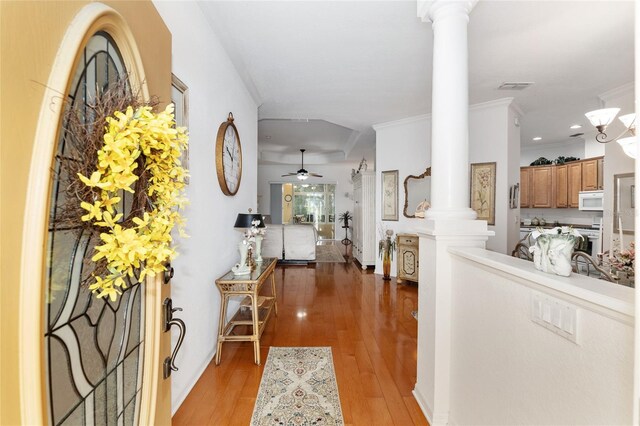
[417,0,478,23]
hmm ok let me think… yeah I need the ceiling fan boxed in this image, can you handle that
[281,149,323,180]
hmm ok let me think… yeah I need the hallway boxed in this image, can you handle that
[173,254,428,425]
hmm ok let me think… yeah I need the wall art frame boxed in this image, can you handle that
[382,170,399,221]
[470,162,496,225]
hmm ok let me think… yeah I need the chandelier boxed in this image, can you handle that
[584,108,636,158]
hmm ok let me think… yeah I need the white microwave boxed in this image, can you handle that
[578,190,604,211]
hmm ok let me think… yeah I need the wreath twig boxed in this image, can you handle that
[54,80,188,301]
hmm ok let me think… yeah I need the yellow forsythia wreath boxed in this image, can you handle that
[78,104,188,301]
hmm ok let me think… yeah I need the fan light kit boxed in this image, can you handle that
[281,149,323,180]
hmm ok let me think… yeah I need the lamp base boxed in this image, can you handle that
[232,263,251,276]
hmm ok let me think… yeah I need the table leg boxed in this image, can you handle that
[251,294,260,365]
[271,271,278,316]
[216,294,229,365]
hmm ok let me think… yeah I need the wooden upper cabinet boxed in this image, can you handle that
[531,166,553,208]
[581,159,599,191]
[597,158,604,190]
[520,167,530,208]
[567,162,582,207]
[555,165,568,208]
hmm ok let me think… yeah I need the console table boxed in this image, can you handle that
[214,257,277,365]
[397,233,419,284]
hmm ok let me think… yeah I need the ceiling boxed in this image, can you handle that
[199,0,634,164]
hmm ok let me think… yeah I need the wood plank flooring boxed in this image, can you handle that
[173,246,428,425]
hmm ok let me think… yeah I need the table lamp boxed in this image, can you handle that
[231,210,265,275]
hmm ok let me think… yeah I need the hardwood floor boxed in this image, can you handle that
[173,246,427,425]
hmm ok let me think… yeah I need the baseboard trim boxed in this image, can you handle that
[412,387,433,424]
[171,347,216,416]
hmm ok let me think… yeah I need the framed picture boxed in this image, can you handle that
[470,162,496,225]
[382,170,399,221]
[171,74,189,183]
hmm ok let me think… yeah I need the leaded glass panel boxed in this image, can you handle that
[44,32,145,426]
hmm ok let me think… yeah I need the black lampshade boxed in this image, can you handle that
[234,213,265,229]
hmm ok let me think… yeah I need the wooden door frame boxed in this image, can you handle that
[19,3,163,424]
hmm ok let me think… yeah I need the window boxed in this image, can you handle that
[291,184,336,239]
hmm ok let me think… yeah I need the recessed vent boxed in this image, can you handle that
[569,132,585,138]
[497,82,535,90]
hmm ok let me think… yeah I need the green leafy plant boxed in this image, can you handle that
[338,211,352,227]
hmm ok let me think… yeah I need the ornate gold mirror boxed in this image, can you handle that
[403,167,431,218]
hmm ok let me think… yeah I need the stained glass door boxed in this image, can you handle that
[44,32,146,426]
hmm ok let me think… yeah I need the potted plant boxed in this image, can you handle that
[378,226,396,280]
[338,211,352,228]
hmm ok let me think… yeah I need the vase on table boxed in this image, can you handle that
[232,240,251,275]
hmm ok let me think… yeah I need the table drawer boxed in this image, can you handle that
[397,234,418,246]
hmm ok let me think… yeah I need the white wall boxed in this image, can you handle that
[373,100,520,276]
[153,1,258,414]
[447,251,633,425]
[373,115,431,276]
[257,163,361,233]
[601,84,635,253]
[469,98,520,254]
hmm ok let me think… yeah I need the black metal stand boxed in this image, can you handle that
[341,225,352,246]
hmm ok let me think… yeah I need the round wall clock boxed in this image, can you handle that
[215,112,242,196]
[284,194,292,203]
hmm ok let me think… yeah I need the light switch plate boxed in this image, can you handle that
[531,291,578,344]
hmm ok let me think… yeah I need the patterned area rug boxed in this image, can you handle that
[315,245,346,263]
[251,347,344,426]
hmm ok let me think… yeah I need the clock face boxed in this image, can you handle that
[223,126,241,193]
[215,114,242,196]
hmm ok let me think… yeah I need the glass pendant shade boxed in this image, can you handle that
[618,113,636,131]
[617,136,637,159]
[585,108,620,127]
[297,173,308,181]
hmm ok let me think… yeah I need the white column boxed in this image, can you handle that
[413,2,492,425]
[423,0,477,220]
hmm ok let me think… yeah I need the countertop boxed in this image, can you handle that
[520,223,597,230]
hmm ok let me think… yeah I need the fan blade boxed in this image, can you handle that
[281,173,298,177]
[308,173,323,177]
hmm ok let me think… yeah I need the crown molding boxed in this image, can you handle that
[469,97,515,112]
[372,113,431,131]
[599,82,634,104]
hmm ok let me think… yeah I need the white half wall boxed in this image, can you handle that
[446,248,633,425]
[373,115,431,276]
[153,1,258,414]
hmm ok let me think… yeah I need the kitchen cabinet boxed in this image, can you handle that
[581,159,599,191]
[597,158,604,190]
[567,162,582,208]
[531,166,553,208]
[555,165,568,208]
[520,156,604,210]
[520,168,530,208]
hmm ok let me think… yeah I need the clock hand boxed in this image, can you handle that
[225,145,233,160]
